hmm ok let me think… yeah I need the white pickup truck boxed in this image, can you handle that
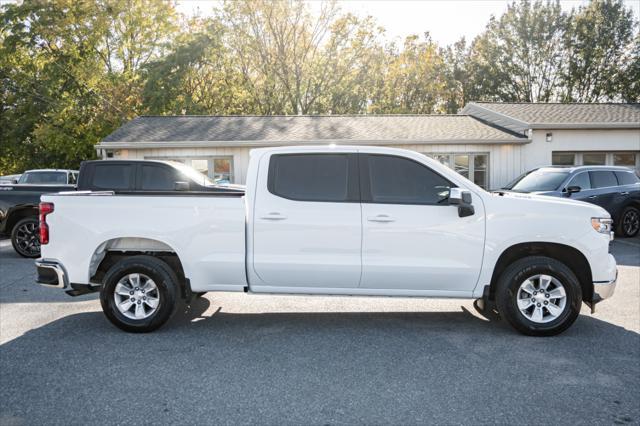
[36,146,617,336]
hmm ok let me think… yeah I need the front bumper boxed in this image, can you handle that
[593,270,618,303]
[587,269,617,314]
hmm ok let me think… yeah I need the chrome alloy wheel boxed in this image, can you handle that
[15,221,40,256]
[113,273,160,320]
[516,274,567,324]
[622,209,640,236]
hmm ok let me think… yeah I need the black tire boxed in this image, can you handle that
[495,256,582,336]
[616,206,640,238]
[11,217,40,258]
[100,255,179,333]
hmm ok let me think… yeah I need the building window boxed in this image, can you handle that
[424,153,489,189]
[614,152,637,168]
[144,156,234,183]
[552,151,639,170]
[551,152,576,166]
[582,153,606,165]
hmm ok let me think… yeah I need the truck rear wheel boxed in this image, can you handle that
[100,256,178,333]
[11,217,40,258]
[496,256,582,336]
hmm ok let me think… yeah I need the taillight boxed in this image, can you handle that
[39,202,54,244]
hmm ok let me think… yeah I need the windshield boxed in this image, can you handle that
[166,162,217,186]
[18,171,67,185]
[508,170,570,192]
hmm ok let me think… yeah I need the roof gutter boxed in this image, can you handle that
[529,123,640,130]
[95,137,531,150]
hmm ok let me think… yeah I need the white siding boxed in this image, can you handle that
[522,129,640,171]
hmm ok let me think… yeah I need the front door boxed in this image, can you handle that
[359,154,485,294]
[252,152,362,289]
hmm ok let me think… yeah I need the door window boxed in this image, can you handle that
[589,171,618,189]
[91,164,133,190]
[366,155,453,205]
[567,172,591,190]
[141,165,180,191]
[268,154,354,202]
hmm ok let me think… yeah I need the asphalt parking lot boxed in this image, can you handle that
[0,238,638,425]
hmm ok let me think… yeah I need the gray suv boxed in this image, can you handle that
[502,166,640,238]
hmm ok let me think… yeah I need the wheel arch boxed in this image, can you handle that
[488,242,593,304]
[89,237,191,299]
[5,205,39,233]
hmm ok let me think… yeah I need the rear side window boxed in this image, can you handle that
[589,171,618,189]
[366,155,453,204]
[91,164,133,190]
[268,154,353,202]
[141,165,181,191]
[615,171,640,185]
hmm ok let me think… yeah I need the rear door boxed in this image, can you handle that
[252,152,362,289]
[588,170,619,211]
[359,153,485,293]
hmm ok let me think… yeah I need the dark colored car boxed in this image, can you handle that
[1,160,244,258]
[76,160,245,193]
[502,166,640,237]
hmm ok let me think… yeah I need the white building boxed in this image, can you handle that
[96,103,640,189]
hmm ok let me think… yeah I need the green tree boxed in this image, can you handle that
[369,34,449,114]
[0,0,178,174]
[465,1,567,102]
[562,0,638,102]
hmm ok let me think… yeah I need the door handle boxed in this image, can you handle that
[367,214,395,223]
[620,191,629,196]
[260,212,287,220]
[588,195,598,199]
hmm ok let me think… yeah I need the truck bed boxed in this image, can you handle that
[40,192,248,292]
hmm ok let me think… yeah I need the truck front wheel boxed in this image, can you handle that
[100,256,178,333]
[496,256,582,336]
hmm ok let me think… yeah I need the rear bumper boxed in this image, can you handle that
[36,259,100,296]
[35,259,68,289]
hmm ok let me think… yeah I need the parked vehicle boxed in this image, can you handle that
[76,160,245,192]
[17,169,78,185]
[36,146,617,336]
[0,171,77,257]
[502,166,640,237]
[1,161,242,258]
[0,174,22,185]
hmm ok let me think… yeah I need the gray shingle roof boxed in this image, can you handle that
[100,115,526,145]
[472,102,640,125]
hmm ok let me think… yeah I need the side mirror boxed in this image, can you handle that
[174,181,190,191]
[11,179,18,184]
[565,185,581,194]
[449,188,475,217]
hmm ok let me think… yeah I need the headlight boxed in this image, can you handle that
[591,217,613,234]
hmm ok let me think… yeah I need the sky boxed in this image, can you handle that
[176,0,640,46]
